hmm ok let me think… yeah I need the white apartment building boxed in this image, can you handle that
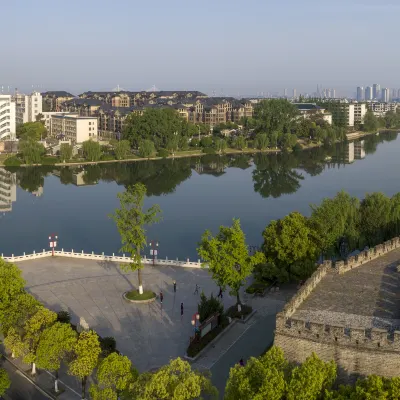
[352,103,367,125]
[14,91,42,125]
[51,114,98,143]
[41,111,74,132]
[367,102,398,117]
[0,95,16,140]
[0,167,16,213]
[381,88,390,103]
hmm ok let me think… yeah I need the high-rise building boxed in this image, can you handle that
[373,84,380,99]
[365,86,373,101]
[392,89,397,101]
[0,95,16,140]
[356,86,364,101]
[332,89,336,98]
[13,91,42,125]
[293,89,297,99]
[0,168,16,213]
[398,89,400,99]
[284,88,288,97]
[381,88,390,103]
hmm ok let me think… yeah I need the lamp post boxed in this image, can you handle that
[49,233,58,257]
[191,312,200,336]
[149,240,159,266]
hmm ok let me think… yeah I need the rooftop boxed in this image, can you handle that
[293,248,400,331]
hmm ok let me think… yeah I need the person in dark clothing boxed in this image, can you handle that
[239,358,245,367]
[180,303,184,319]
[160,291,164,304]
[218,286,223,299]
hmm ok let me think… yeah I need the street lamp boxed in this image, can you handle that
[149,240,159,266]
[49,233,58,257]
[191,312,200,335]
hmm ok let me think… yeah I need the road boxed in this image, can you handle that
[1,358,50,400]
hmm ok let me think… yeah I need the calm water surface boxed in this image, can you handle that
[1,132,399,260]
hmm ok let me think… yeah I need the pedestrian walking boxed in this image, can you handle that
[173,280,177,293]
[180,303,184,320]
[218,286,223,299]
[239,358,245,367]
[160,291,164,304]
[193,284,200,295]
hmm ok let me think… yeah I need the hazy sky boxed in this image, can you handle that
[1,0,399,96]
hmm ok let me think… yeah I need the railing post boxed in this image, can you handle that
[92,251,94,256]
[166,256,168,261]
[72,249,74,255]
[123,254,125,258]
[102,252,104,256]
[112,253,115,257]
[23,252,26,256]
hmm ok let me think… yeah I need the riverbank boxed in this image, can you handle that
[0,129,394,168]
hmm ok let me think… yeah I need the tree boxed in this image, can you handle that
[22,307,58,375]
[113,140,131,160]
[0,368,11,397]
[280,133,297,151]
[138,139,156,158]
[16,121,47,141]
[262,212,319,282]
[254,133,269,150]
[233,136,247,150]
[166,136,179,155]
[89,353,136,400]
[363,110,379,132]
[110,183,162,294]
[214,138,227,154]
[59,143,73,162]
[198,219,265,305]
[128,357,218,400]
[69,330,101,400]
[19,139,45,164]
[359,192,391,246]
[225,347,288,400]
[286,353,336,400]
[200,137,213,148]
[35,113,45,122]
[82,140,102,162]
[36,322,78,393]
[197,293,223,323]
[0,259,26,323]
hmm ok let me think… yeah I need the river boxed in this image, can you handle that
[1,131,399,260]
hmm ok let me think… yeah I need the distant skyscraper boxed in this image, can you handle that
[365,86,373,101]
[332,89,336,98]
[284,88,288,97]
[373,84,380,99]
[293,89,297,98]
[356,86,364,101]
[398,89,400,99]
[381,88,389,103]
[392,89,397,100]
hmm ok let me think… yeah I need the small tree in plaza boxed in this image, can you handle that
[36,322,78,393]
[197,219,265,305]
[0,368,11,397]
[69,330,101,400]
[110,183,162,295]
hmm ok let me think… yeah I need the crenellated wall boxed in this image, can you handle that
[274,236,400,382]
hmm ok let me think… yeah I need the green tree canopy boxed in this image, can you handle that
[16,122,47,141]
[0,369,11,397]
[110,183,162,294]
[90,353,137,400]
[363,110,379,132]
[82,140,102,161]
[198,219,265,304]
[69,330,101,400]
[59,143,73,162]
[127,357,218,400]
[19,139,45,164]
[254,133,269,150]
[138,139,156,158]
[262,212,319,282]
[114,140,131,160]
[36,322,78,393]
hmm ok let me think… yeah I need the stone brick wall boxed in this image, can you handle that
[274,236,400,381]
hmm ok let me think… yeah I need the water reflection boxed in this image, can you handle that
[3,131,398,212]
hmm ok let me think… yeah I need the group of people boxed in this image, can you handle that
[159,280,184,318]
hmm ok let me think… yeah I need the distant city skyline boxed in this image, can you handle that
[2,1,400,97]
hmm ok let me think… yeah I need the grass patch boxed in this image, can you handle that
[41,156,59,165]
[225,304,253,320]
[186,316,229,358]
[125,290,156,301]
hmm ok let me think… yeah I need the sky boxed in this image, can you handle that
[1,0,399,97]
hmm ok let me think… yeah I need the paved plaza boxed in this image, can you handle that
[17,257,230,372]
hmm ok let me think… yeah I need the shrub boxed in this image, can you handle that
[190,138,200,147]
[4,156,22,166]
[100,154,115,161]
[57,310,71,324]
[198,293,223,323]
[99,336,117,357]
[157,148,169,158]
[41,156,58,165]
[202,147,216,154]
[293,142,303,152]
[245,282,268,295]
[200,137,213,148]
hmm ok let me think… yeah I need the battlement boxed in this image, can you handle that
[280,237,400,318]
[276,316,400,352]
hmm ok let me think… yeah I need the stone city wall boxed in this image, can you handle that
[274,236,400,381]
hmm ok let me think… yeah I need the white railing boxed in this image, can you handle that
[1,249,204,269]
